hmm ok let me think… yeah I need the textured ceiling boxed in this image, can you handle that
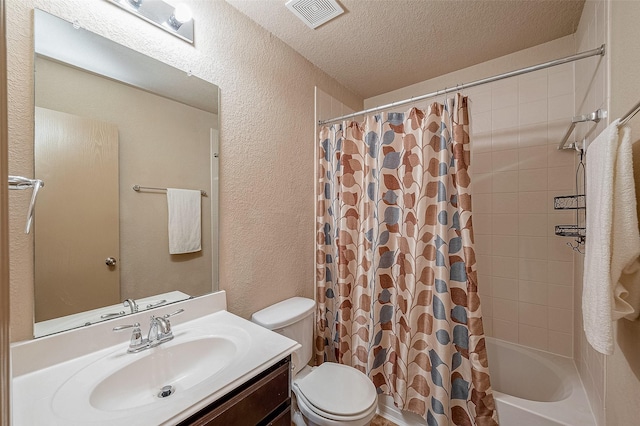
[226,0,586,99]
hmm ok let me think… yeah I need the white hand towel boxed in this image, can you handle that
[583,121,640,355]
[167,188,202,255]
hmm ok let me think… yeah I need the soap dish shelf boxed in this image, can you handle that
[555,225,586,238]
[553,195,585,210]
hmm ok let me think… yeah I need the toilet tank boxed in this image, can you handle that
[251,297,315,375]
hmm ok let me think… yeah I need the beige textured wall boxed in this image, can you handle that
[7,0,362,342]
[605,1,640,425]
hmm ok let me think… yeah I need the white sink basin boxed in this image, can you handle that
[51,322,251,422]
[12,295,301,426]
[90,336,237,411]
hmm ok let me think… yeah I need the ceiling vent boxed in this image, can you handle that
[285,0,344,29]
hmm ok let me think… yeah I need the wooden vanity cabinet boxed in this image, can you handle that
[177,357,291,426]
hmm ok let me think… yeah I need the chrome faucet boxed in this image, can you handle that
[123,298,138,314]
[112,322,146,353]
[113,309,184,353]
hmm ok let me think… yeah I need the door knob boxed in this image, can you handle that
[105,257,117,266]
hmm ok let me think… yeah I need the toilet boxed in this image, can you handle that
[251,297,378,426]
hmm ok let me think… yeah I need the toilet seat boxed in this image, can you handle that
[293,388,378,426]
[293,363,378,422]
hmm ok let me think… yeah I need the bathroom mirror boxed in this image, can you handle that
[31,9,219,337]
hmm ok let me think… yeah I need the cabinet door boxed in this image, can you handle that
[179,359,291,426]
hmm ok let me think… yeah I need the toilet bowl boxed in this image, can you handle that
[292,363,378,426]
[251,297,378,426]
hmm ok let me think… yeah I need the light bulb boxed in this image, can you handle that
[173,4,192,24]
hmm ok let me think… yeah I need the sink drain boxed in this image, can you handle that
[157,385,175,398]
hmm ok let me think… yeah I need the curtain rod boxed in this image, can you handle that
[319,44,606,126]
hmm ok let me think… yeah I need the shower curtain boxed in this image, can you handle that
[315,94,498,425]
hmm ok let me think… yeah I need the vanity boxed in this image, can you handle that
[11,291,300,425]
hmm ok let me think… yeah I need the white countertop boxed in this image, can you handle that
[11,291,300,425]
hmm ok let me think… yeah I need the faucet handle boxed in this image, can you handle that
[163,308,184,319]
[112,322,140,332]
[113,322,147,353]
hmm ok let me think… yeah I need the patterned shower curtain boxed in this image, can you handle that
[315,94,498,425]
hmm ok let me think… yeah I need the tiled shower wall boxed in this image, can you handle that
[573,1,608,424]
[468,65,578,357]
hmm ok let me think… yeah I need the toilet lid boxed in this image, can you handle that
[294,363,377,417]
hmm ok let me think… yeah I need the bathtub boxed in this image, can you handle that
[486,338,595,426]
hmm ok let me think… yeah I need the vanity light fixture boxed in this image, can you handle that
[105,0,194,43]
[126,0,143,9]
[166,3,192,30]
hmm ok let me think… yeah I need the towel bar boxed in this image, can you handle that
[558,109,607,150]
[133,185,207,197]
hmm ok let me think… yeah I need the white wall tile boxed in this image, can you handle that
[492,235,519,257]
[519,280,548,305]
[519,99,548,126]
[547,237,574,262]
[492,81,518,109]
[494,298,519,321]
[547,145,575,167]
[492,256,519,279]
[492,149,519,172]
[548,63,574,97]
[548,119,570,144]
[548,331,573,357]
[473,111,492,134]
[473,193,492,214]
[519,123,548,147]
[518,191,548,214]
[519,169,548,192]
[493,192,519,214]
[518,214,548,236]
[492,214,519,236]
[492,106,519,131]
[519,302,548,328]
[519,236,548,260]
[493,171,519,193]
[493,277,519,300]
[519,258,548,282]
[519,75,548,104]
[473,173,493,194]
[474,214,493,235]
[492,128,519,151]
[473,152,493,174]
[471,90,492,113]
[548,166,575,191]
[519,145,548,170]
[548,307,573,333]
[475,234,492,255]
[519,324,548,350]
[548,260,573,285]
[493,318,519,343]
[548,284,573,309]
[548,93,575,121]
